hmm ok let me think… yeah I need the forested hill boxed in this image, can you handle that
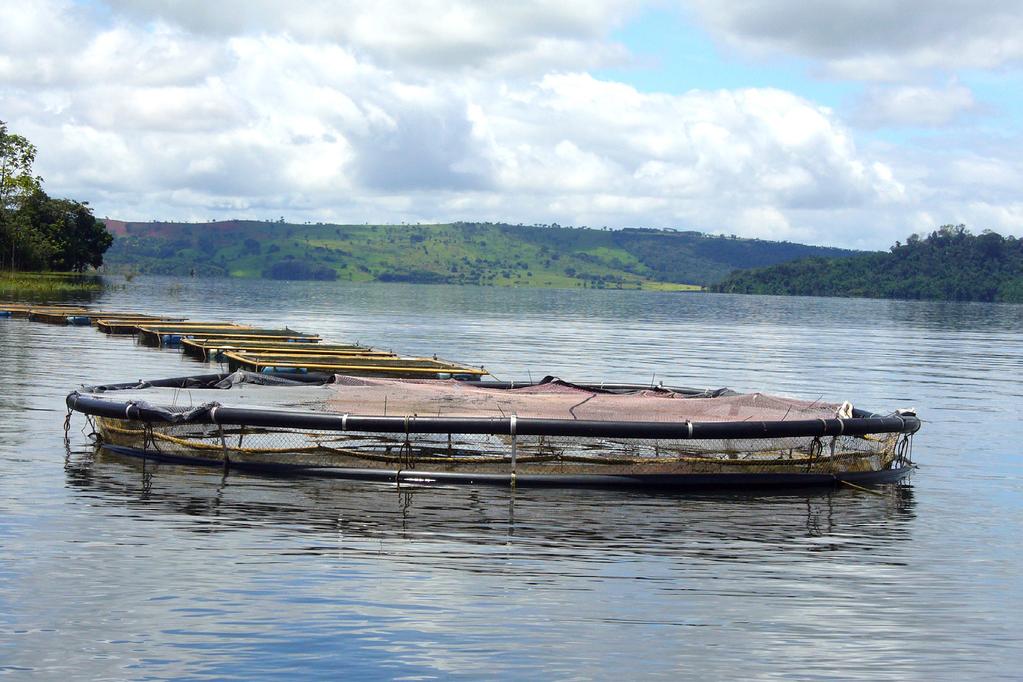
[102,220,856,288]
[713,225,1023,303]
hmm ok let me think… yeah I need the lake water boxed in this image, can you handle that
[1,277,1021,679]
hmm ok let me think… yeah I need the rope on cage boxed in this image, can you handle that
[62,407,74,463]
[63,407,72,450]
[212,407,231,471]
[400,415,414,470]
[81,414,100,442]
[895,433,912,466]
[510,415,517,485]
[218,425,231,471]
[807,435,823,472]
[143,422,162,453]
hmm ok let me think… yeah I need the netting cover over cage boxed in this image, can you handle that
[322,375,851,422]
[85,372,850,421]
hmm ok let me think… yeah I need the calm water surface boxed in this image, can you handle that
[1,277,1021,679]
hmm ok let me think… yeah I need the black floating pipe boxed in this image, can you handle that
[66,391,921,440]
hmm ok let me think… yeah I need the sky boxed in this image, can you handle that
[1,1,1021,249]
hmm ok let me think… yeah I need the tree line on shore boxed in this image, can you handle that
[713,225,1023,303]
[0,121,112,273]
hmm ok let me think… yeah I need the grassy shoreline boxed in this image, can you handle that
[639,282,703,292]
[0,272,105,299]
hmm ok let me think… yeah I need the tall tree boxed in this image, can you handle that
[0,120,112,273]
[0,120,42,271]
[17,188,113,271]
[47,196,114,272]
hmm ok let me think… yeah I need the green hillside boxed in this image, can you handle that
[102,220,857,289]
[713,225,1023,303]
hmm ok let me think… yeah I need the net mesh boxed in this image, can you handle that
[94,417,903,476]
[324,376,847,422]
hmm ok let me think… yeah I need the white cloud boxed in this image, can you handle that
[860,136,1023,242]
[76,81,248,133]
[685,0,1023,80]
[0,0,1019,248]
[853,82,977,128]
[101,0,638,74]
[486,75,901,214]
[0,4,228,88]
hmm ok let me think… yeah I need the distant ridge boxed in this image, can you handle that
[102,219,858,289]
[713,225,1023,303]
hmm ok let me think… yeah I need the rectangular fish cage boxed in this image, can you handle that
[94,317,187,333]
[221,352,489,379]
[137,326,320,347]
[67,372,919,490]
[2,303,84,318]
[28,308,92,324]
[102,320,240,335]
[135,324,253,345]
[181,339,387,361]
[28,308,165,324]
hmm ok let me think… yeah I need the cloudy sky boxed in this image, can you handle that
[1,1,1021,248]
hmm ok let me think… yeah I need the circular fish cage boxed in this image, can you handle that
[67,372,920,490]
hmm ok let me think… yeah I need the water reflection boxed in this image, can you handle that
[64,444,917,562]
[4,278,1020,678]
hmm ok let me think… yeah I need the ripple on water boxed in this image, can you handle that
[1,279,1021,678]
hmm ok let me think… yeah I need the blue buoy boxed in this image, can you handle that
[261,367,307,374]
